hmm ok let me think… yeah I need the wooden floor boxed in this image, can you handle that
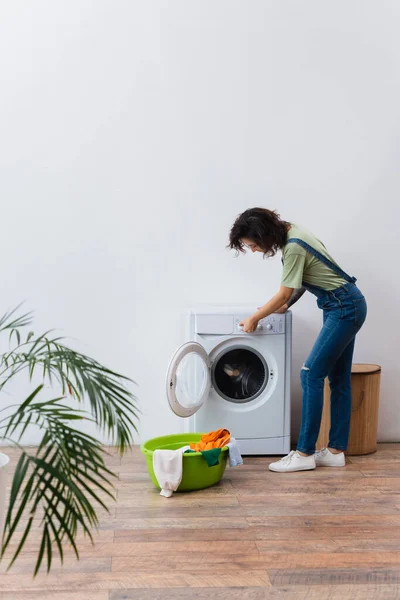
[1,444,400,599]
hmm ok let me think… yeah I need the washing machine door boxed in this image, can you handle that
[166,342,211,418]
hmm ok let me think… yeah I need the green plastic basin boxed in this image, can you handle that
[140,433,228,492]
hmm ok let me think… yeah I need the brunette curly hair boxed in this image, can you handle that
[228,208,290,257]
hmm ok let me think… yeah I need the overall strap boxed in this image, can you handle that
[286,238,357,284]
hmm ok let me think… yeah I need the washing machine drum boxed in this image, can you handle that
[213,348,268,403]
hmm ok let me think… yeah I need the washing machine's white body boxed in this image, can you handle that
[166,307,291,455]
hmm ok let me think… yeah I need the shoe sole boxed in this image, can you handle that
[269,464,316,473]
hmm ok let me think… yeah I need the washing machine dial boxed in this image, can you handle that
[266,324,273,331]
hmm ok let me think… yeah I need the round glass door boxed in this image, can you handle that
[166,342,211,417]
[212,347,269,404]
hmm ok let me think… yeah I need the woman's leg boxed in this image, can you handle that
[297,311,360,455]
[327,337,356,452]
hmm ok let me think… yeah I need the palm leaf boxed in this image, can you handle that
[0,307,139,574]
[0,304,33,332]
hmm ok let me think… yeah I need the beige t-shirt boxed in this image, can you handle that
[281,224,347,291]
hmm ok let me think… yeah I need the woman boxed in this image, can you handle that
[228,208,367,473]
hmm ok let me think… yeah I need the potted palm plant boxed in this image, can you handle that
[0,306,139,575]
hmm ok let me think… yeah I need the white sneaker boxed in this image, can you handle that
[269,450,316,473]
[315,447,345,467]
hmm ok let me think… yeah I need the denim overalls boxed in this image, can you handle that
[286,238,367,455]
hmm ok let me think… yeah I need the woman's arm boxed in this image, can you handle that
[277,287,306,313]
[240,286,294,332]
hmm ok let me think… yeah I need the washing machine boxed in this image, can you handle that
[166,307,292,455]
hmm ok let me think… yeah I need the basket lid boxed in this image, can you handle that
[351,364,381,374]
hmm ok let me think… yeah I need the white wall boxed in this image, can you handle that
[1,0,399,446]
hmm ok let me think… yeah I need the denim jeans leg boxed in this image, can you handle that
[328,337,355,451]
[297,363,325,455]
[297,311,360,455]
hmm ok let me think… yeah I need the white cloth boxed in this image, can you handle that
[226,438,243,467]
[152,446,190,498]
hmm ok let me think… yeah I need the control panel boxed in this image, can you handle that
[234,313,285,335]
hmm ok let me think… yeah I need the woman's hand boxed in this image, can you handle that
[239,316,259,333]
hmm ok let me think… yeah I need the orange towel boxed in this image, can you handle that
[190,429,231,452]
